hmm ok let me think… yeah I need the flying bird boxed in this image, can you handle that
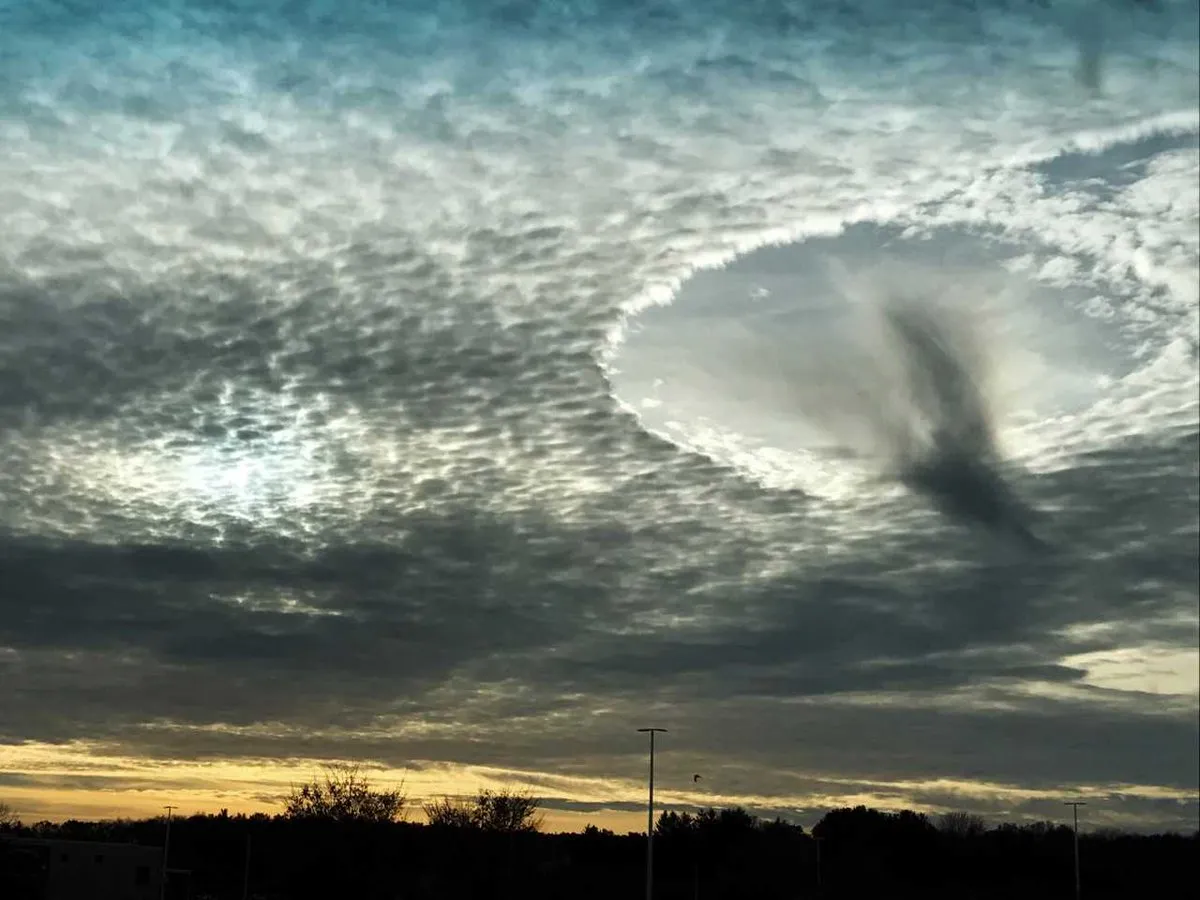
[693,774,702,783]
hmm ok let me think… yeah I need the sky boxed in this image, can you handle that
[0,0,1197,835]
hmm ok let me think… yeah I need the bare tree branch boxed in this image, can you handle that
[283,763,407,824]
[937,810,987,837]
[0,801,19,831]
[422,789,542,833]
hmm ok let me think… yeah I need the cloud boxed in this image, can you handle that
[2,451,1195,799]
[0,0,1196,834]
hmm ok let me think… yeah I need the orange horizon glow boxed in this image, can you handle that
[4,740,1196,836]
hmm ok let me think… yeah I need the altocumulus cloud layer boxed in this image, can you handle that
[1,0,1198,831]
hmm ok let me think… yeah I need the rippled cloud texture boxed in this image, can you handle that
[1,0,1197,832]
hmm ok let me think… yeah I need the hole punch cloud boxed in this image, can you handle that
[823,259,1041,542]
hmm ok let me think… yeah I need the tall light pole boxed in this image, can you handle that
[691,773,705,900]
[160,805,176,900]
[1064,801,1086,900]
[637,727,667,900]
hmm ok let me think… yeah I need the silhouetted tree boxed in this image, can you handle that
[0,801,18,831]
[424,796,478,828]
[938,810,987,837]
[654,809,696,838]
[423,789,543,833]
[283,763,406,824]
[5,802,1196,899]
[476,789,543,833]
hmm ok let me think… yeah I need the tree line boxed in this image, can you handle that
[1,769,1195,899]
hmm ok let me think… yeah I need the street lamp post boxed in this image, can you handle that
[691,772,705,900]
[160,806,176,900]
[637,728,667,900]
[1064,801,1086,900]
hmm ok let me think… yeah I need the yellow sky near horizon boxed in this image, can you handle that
[0,783,641,836]
[3,739,1195,835]
[0,740,656,834]
[2,645,1194,833]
